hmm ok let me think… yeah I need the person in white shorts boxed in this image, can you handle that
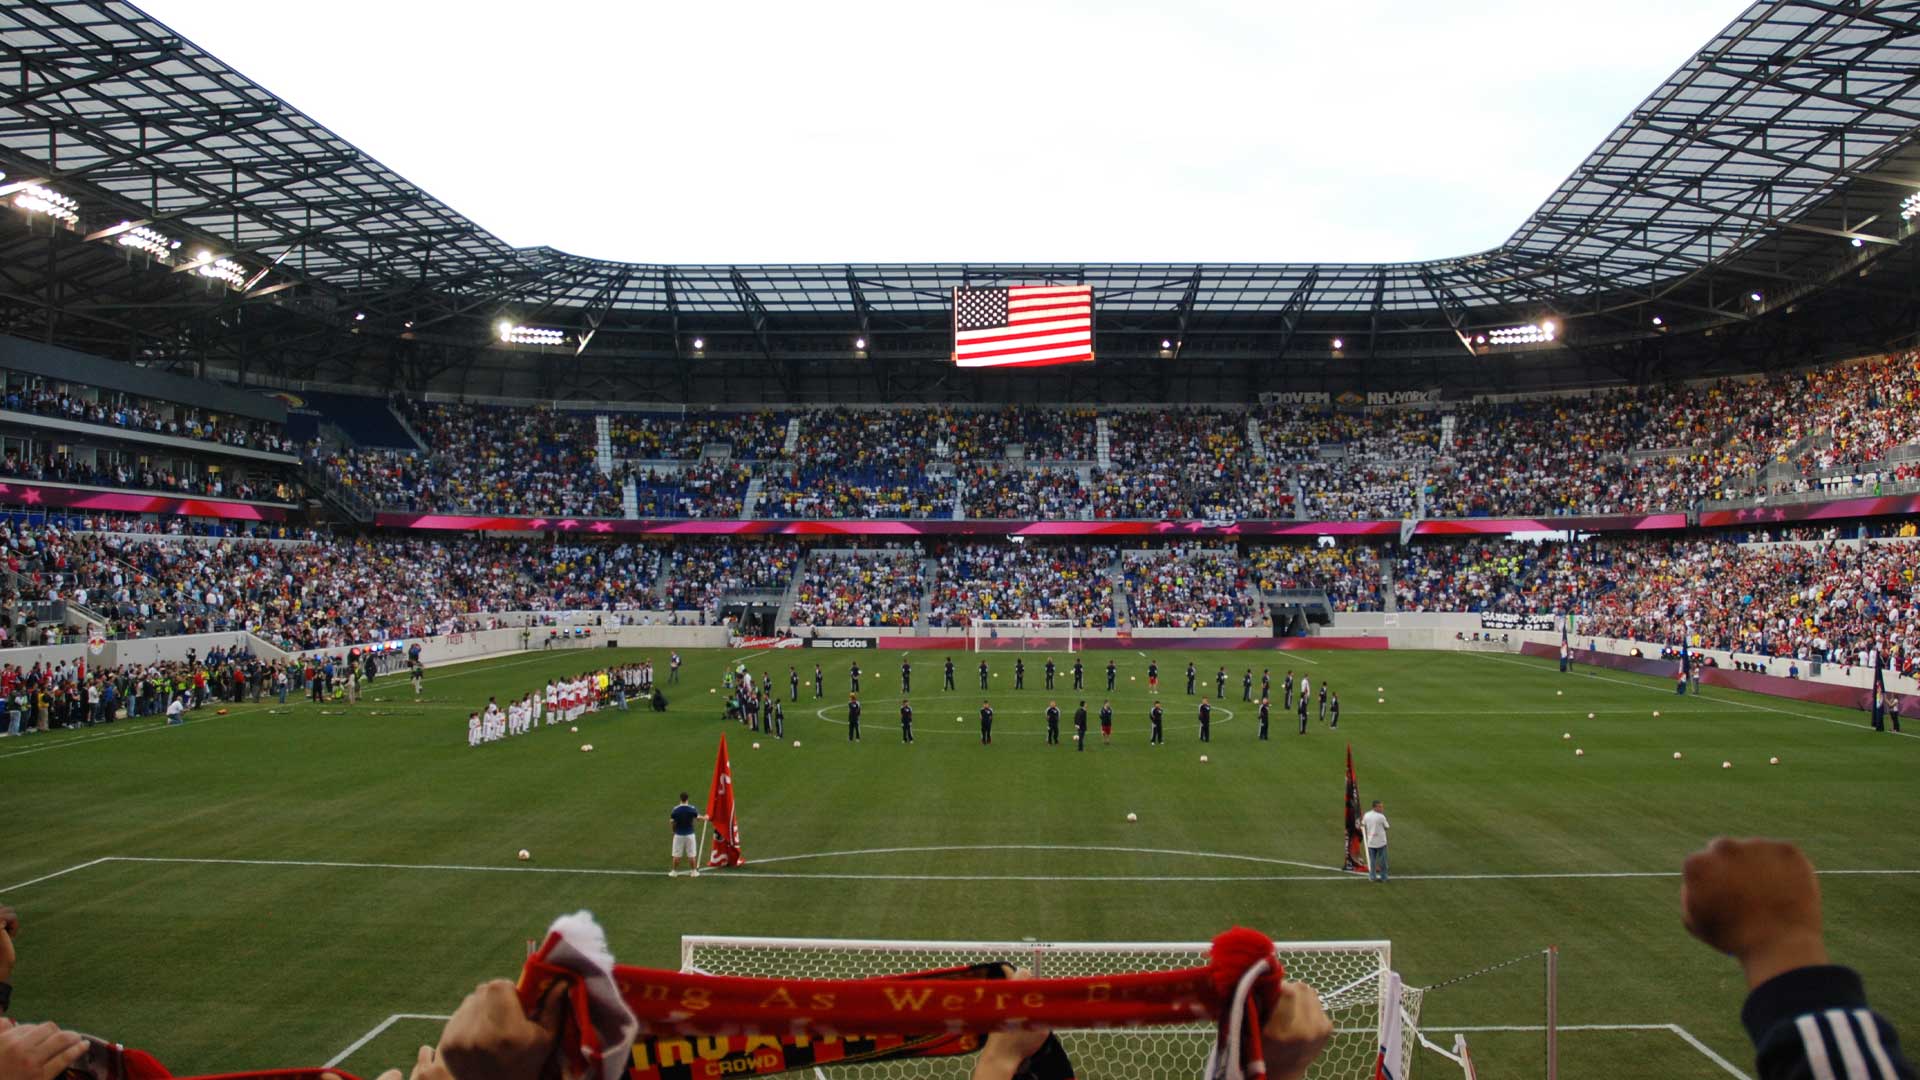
[669,793,707,877]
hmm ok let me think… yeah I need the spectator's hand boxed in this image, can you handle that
[0,906,16,985]
[0,1019,89,1080]
[1682,837,1828,989]
[970,968,1050,1080]
[368,1044,453,1080]
[1260,981,1333,1080]
[436,979,567,1080]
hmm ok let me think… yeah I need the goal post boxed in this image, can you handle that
[967,617,1081,653]
[680,935,1418,1080]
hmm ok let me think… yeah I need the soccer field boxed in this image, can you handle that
[4,644,1915,1080]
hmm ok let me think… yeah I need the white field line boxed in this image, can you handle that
[6,852,1916,890]
[324,1013,452,1069]
[1436,1023,1751,1079]
[0,712,239,760]
[747,843,1343,873]
[1473,653,1920,740]
[0,856,114,893]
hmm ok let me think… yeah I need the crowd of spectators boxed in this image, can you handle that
[1248,544,1383,611]
[611,411,790,460]
[926,542,1116,628]
[759,466,953,519]
[1,377,294,453]
[1387,534,1920,676]
[0,445,290,502]
[659,540,802,616]
[789,548,924,628]
[630,462,750,518]
[1122,543,1260,629]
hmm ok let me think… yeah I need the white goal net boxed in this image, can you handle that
[968,618,1081,653]
[680,936,1422,1080]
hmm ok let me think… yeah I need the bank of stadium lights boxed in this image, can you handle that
[9,183,78,229]
[116,225,182,262]
[1486,320,1557,346]
[188,249,248,289]
[496,320,567,347]
[1903,192,1920,221]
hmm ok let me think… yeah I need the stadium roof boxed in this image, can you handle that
[0,0,1918,397]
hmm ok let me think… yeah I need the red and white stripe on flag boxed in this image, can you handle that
[952,284,1094,367]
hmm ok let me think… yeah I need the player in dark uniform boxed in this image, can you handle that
[1044,658,1056,690]
[1099,699,1113,745]
[1283,670,1294,709]
[1328,691,1340,729]
[1215,666,1227,698]
[1186,662,1197,695]
[760,694,775,733]
[849,662,861,693]
[1198,699,1212,742]
[1072,658,1084,690]
[901,658,912,693]
[1261,669,1271,699]
[944,656,956,690]
[1105,659,1117,691]
[979,701,994,745]
[979,659,991,690]
[813,664,824,698]
[847,694,862,742]
[1318,684,1329,724]
[1074,701,1088,750]
[1045,701,1061,745]
[772,701,785,737]
[1241,669,1253,702]
[899,699,914,744]
[1258,697,1270,740]
[1149,701,1164,745]
[789,666,800,701]
[1015,657,1026,689]
[1147,661,1159,693]
[1297,692,1309,734]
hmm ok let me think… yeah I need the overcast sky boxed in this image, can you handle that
[139,0,1746,265]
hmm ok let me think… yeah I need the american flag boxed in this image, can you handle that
[952,284,1094,367]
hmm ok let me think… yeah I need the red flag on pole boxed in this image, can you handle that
[1343,744,1366,874]
[705,734,744,868]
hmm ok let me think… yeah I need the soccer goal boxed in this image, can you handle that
[967,617,1081,653]
[680,935,1421,1080]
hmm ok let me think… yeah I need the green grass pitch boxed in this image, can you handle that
[3,644,1914,1079]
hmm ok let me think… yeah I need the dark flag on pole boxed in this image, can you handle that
[1343,744,1366,874]
[1871,647,1887,732]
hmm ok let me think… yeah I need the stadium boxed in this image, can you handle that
[0,0,1916,1077]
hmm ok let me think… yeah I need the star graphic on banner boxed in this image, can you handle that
[557,519,579,530]
[20,487,40,505]
[589,521,612,533]
[528,518,549,529]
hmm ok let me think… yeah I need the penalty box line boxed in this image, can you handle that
[7,853,1920,895]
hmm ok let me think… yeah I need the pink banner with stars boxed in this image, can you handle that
[0,481,286,521]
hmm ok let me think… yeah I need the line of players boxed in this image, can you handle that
[732,655,1342,746]
[466,660,660,746]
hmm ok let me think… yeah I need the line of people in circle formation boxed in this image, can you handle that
[723,656,1341,745]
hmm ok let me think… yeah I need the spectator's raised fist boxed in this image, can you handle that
[1681,836,1828,989]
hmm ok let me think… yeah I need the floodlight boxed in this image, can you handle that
[116,224,181,261]
[12,184,78,227]
[1331,338,1343,350]
[854,337,866,350]
[1903,192,1920,221]
[691,337,705,350]
[497,323,566,346]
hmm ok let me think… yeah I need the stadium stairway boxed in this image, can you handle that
[919,558,939,630]
[594,416,614,473]
[782,417,802,456]
[1108,551,1131,626]
[387,400,428,452]
[622,476,640,519]
[775,567,805,629]
[1247,416,1267,464]
[1094,417,1112,468]
[743,476,766,517]
[1380,557,1397,613]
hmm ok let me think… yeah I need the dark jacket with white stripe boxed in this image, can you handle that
[1745,966,1913,1079]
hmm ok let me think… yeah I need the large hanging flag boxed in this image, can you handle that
[952,285,1094,367]
[705,735,744,867]
[1373,970,1405,1079]
[1343,744,1366,874]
